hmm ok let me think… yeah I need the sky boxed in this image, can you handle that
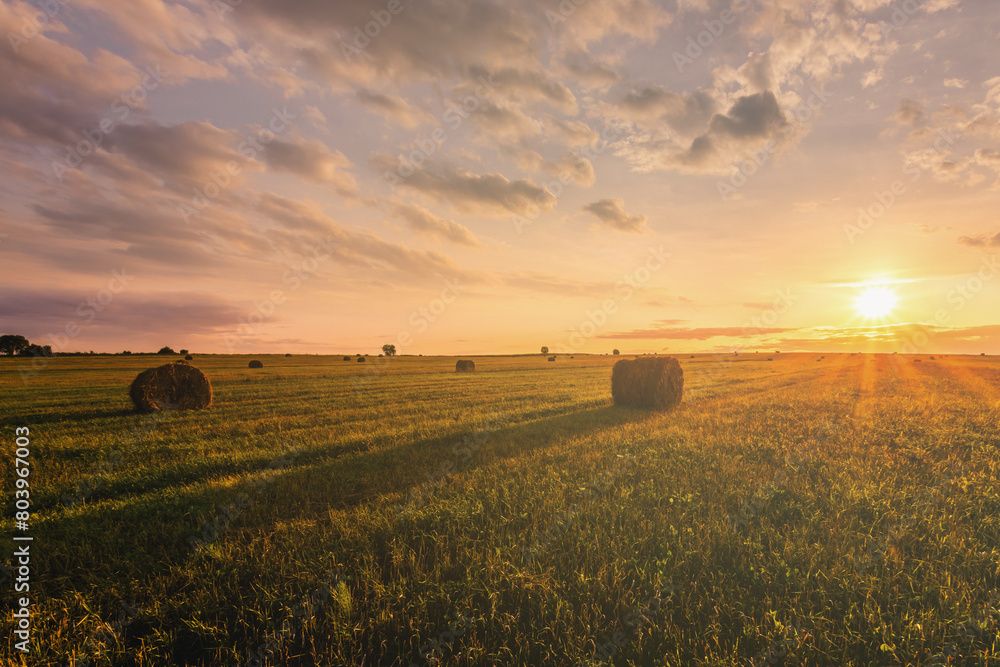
[0,0,998,356]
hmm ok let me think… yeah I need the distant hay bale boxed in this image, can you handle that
[248,360,263,368]
[285,353,292,357]
[357,357,366,363]
[129,363,212,414]
[767,358,773,361]
[611,356,684,411]
[914,359,922,363]
[343,356,351,361]
[548,356,556,362]
[184,354,193,360]
[929,356,935,360]
[456,359,475,372]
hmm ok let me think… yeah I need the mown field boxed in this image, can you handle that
[2,352,1000,666]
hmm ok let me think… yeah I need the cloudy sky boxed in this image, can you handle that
[1,0,998,355]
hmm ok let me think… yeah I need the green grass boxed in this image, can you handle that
[2,352,999,665]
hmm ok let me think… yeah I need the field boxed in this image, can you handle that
[2,352,1000,665]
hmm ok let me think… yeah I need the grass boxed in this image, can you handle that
[2,352,999,665]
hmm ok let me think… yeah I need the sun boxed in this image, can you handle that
[855,285,898,319]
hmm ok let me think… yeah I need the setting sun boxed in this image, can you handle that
[855,286,898,319]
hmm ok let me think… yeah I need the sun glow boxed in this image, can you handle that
[855,285,898,319]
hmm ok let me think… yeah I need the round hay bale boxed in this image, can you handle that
[184,354,193,360]
[929,356,935,360]
[914,359,922,363]
[767,358,773,361]
[248,360,263,368]
[130,363,212,414]
[285,353,292,357]
[343,356,351,361]
[548,356,556,362]
[357,357,366,363]
[611,356,683,410]
[456,359,476,372]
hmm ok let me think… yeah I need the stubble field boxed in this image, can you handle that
[2,352,999,665]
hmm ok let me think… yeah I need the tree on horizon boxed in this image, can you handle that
[0,334,30,356]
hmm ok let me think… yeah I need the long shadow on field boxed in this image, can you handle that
[0,406,136,429]
[34,402,663,596]
[326,402,656,508]
[31,430,375,512]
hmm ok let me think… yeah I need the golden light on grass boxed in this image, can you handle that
[854,285,898,320]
